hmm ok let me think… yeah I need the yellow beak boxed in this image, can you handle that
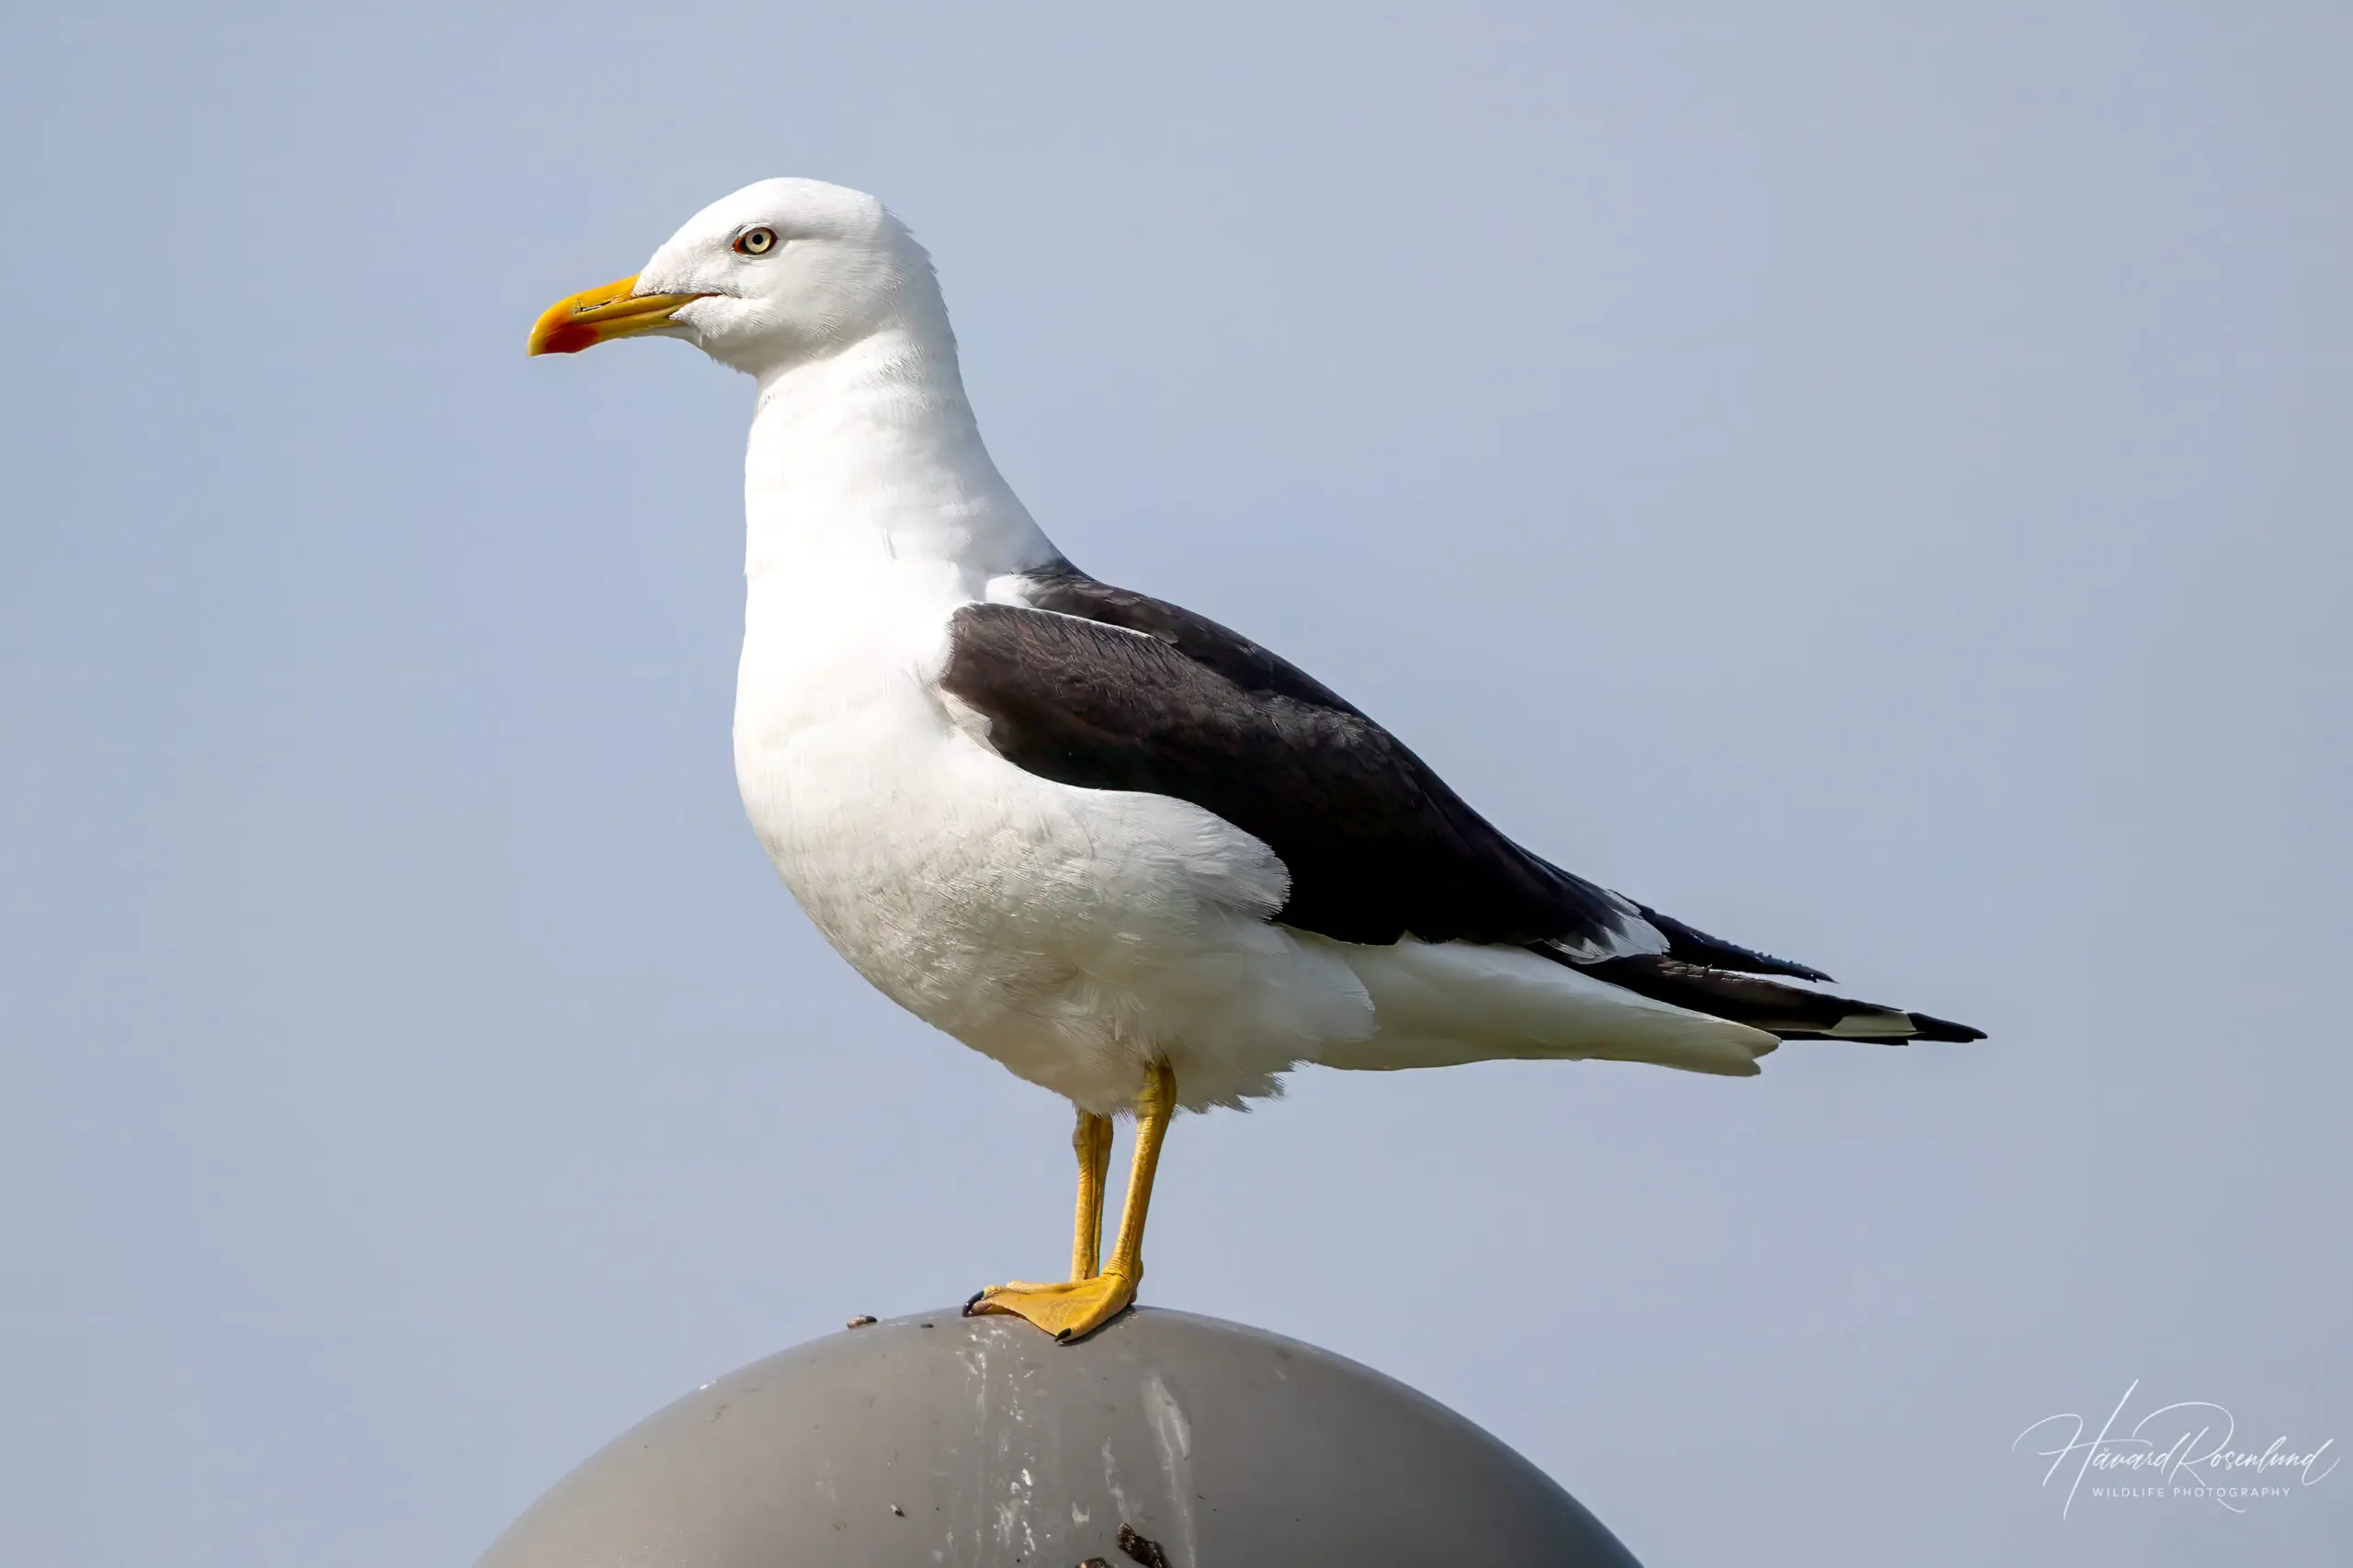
[526,275,710,356]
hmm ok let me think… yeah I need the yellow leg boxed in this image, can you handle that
[966,1061,1176,1343]
[1070,1108,1113,1280]
[1100,1064,1171,1288]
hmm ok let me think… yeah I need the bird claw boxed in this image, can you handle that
[963,1269,1137,1343]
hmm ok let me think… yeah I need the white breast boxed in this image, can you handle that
[732,562,1376,1112]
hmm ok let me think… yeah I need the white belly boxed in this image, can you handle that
[731,566,1375,1112]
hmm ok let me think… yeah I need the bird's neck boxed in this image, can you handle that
[742,312,1055,584]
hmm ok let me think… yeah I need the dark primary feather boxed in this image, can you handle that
[1630,903,1831,983]
[1579,957,1986,1042]
[946,564,1982,1042]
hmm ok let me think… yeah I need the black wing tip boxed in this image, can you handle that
[1631,903,1834,983]
[1582,954,1985,1044]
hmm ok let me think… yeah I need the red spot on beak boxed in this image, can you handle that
[535,322,600,355]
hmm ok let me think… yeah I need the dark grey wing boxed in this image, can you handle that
[950,574,1984,1042]
[1005,564,1834,978]
[942,596,1653,953]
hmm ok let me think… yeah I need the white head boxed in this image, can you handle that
[527,178,942,377]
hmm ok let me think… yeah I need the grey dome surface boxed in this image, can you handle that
[474,1306,1640,1568]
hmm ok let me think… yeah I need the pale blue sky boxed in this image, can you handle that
[3,4,2347,1564]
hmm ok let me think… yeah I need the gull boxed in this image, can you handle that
[528,178,1982,1342]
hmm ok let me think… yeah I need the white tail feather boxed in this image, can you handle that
[1304,937,1779,1079]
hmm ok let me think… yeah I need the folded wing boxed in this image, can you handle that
[942,565,1982,1046]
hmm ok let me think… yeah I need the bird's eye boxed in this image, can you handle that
[733,226,779,256]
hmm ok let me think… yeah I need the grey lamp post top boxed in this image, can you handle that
[475,1307,1642,1568]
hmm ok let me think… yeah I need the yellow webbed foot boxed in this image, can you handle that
[963,1268,1137,1343]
